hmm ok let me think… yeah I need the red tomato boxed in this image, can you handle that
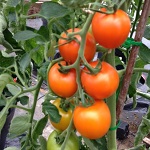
[73,100,111,139]
[92,8,131,49]
[81,61,119,99]
[58,28,96,64]
[48,61,77,98]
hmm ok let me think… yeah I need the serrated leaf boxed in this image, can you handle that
[144,25,150,40]
[139,44,150,63]
[0,74,13,97]
[134,106,150,146]
[32,115,48,141]
[39,1,69,19]
[42,100,61,123]
[9,115,31,138]
[13,30,39,41]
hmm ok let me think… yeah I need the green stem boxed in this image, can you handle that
[61,117,74,150]
[136,90,150,100]
[22,77,43,148]
[29,77,43,135]
[10,105,31,112]
[105,50,117,150]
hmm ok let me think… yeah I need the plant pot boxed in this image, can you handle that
[0,107,15,150]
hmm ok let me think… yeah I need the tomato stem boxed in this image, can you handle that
[22,77,43,148]
[105,50,117,150]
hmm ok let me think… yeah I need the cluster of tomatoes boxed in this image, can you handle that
[47,8,131,150]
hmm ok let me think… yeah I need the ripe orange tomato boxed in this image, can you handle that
[58,28,96,64]
[73,100,111,139]
[50,99,72,131]
[48,61,77,98]
[92,8,131,49]
[81,61,119,99]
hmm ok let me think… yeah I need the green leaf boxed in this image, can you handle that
[17,95,29,105]
[134,58,146,68]
[37,26,49,42]
[0,74,13,97]
[38,61,49,80]
[47,35,56,58]
[31,0,38,2]
[19,53,31,72]
[83,137,98,150]
[91,137,107,150]
[0,51,14,68]
[24,39,44,66]
[0,109,7,133]
[39,136,47,150]
[32,115,48,141]
[6,84,20,96]
[7,0,20,7]
[3,29,20,49]
[128,144,146,150]
[4,147,19,150]
[42,100,61,123]
[13,30,39,41]
[139,44,150,63]
[9,115,31,138]
[144,25,150,40]
[39,1,69,19]
[30,46,44,65]
[146,71,150,88]
[134,106,150,146]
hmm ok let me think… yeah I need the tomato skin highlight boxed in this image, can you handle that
[58,28,96,64]
[81,61,119,99]
[92,8,131,49]
[50,99,72,131]
[47,130,79,150]
[48,61,77,98]
[73,100,111,139]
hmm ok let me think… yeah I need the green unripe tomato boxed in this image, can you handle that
[47,130,79,150]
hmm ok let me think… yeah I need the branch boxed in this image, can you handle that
[116,0,150,121]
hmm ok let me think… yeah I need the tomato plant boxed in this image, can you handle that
[58,28,96,64]
[73,100,111,139]
[0,0,150,149]
[50,98,72,131]
[48,61,77,98]
[92,8,131,49]
[47,130,79,150]
[81,61,119,99]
